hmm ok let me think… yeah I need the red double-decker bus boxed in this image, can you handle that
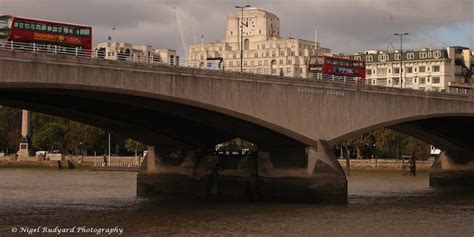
[0,15,92,50]
[308,55,365,80]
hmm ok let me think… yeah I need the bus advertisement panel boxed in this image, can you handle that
[0,15,92,50]
[308,55,365,80]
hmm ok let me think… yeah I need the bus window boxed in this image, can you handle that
[25,22,30,30]
[41,24,46,31]
[52,26,58,33]
[83,29,90,36]
[63,27,69,34]
[47,25,52,32]
[13,21,18,28]
[36,24,41,31]
[19,22,24,29]
[0,17,11,29]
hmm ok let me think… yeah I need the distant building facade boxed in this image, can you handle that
[347,46,473,92]
[187,8,330,78]
[94,42,180,66]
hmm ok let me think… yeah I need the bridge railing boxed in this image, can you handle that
[0,40,183,66]
[308,72,372,86]
[0,41,472,96]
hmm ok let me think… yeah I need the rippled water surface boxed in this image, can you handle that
[0,169,473,236]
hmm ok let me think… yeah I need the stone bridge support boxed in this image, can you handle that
[430,151,474,187]
[137,141,347,204]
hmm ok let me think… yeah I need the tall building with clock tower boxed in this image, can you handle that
[188,8,330,78]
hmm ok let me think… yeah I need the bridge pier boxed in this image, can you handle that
[429,151,474,187]
[137,141,347,204]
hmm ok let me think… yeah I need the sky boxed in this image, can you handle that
[0,0,472,57]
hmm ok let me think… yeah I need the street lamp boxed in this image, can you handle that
[235,4,251,72]
[394,33,409,88]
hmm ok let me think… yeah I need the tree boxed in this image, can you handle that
[124,139,147,154]
[0,107,21,153]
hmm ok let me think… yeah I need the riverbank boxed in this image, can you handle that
[0,155,142,170]
[0,157,433,171]
[338,158,434,170]
[0,160,91,169]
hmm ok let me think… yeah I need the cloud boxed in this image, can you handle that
[0,0,472,55]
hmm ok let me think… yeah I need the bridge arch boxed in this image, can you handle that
[329,113,474,152]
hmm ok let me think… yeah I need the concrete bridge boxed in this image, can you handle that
[1,49,473,203]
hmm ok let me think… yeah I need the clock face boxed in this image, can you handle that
[242,18,256,35]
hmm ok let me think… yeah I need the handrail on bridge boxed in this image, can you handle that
[0,40,472,96]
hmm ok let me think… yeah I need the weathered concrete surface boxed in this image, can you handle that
[1,50,473,202]
[138,142,347,204]
[430,152,474,187]
[0,50,473,153]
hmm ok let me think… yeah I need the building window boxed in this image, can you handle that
[272,51,276,57]
[244,39,250,50]
[420,77,426,84]
[262,44,266,49]
[266,51,270,57]
[286,67,291,73]
[258,60,262,66]
[418,66,425,72]
[432,77,440,83]
[279,59,284,65]
[377,78,387,86]
[393,67,400,74]
[420,52,427,59]
[230,31,233,35]
[406,67,413,73]
[407,53,415,59]
[287,59,292,64]
[433,51,442,58]
[378,54,389,61]
[229,61,233,67]
[291,51,295,56]
[366,69,372,75]
[354,56,362,61]
[280,51,285,56]
[366,55,373,62]
[394,54,401,60]
[264,60,268,65]
[432,65,440,72]
[254,53,258,58]
[377,68,387,75]
[414,78,417,83]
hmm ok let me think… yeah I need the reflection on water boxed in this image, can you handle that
[0,169,473,236]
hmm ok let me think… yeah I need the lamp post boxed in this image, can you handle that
[394,33,409,88]
[235,5,250,72]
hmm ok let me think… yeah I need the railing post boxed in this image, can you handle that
[54,45,57,54]
[10,41,13,50]
[75,47,79,56]
[33,43,36,53]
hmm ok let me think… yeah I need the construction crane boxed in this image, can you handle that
[172,6,187,61]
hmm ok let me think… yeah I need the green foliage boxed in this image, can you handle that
[339,128,431,160]
[0,106,21,152]
[217,138,257,151]
[124,139,147,153]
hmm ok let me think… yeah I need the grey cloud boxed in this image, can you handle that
[0,0,472,55]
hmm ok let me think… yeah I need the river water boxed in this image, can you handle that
[0,169,473,236]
